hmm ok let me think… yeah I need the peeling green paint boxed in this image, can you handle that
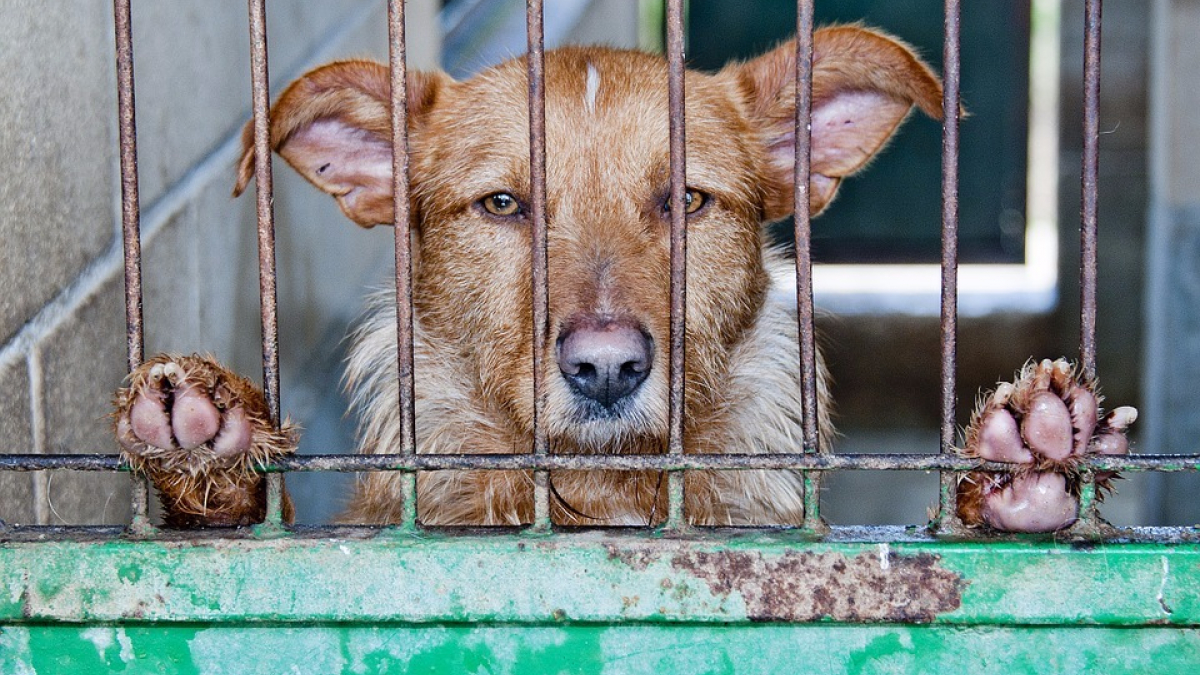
[2,532,1199,672]
[3,533,1198,625]
[2,625,1198,674]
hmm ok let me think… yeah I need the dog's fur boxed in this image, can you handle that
[226,27,944,526]
[114,27,943,528]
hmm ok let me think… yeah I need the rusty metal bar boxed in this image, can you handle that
[112,0,153,533]
[936,0,963,533]
[1071,0,1104,535]
[127,470,154,536]
[387,0,418,531]
[247,0,284,526]
[1079,0,1101,381]
[114,0,143,373]
[5,452,1197,473]
[526,0,551,530]
[664,0,687,530]
[793,0,823,533]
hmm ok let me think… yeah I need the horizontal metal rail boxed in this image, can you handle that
[2,453,1197,473]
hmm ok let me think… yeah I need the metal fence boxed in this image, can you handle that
[1,0,1197,539]
[5,3,1200,671]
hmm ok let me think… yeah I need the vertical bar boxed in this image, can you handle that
[1074,0,1104,534]
[388,0,418,531]
[113,0,153,534]
[793,0,822,532]
[114,0,143,373]
[1079,0,1102,381]
[665,0,687,530]
[247,0,284,526]
[936,0,962,532]
[527,0,552,530]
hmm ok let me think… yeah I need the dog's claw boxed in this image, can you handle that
[956,358,1136,533]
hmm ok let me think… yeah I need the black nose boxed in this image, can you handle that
[557,317,654,408]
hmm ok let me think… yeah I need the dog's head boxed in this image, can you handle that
[235,26,942,451]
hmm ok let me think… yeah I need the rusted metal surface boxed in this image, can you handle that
[113,0,143,374]
[672,549,963,622]
[112,0,153,532]
[246,0,284,526]
[792,0,817,455]
[665,0,687,530]
[793,0,823,532]
[1071,0,1104,535]
[937,0,963,533]
[387,0,418,531]
[526,0,551,530]
[246,0,280,427]
[1079,0,1102,381]
[126,475,154,538]
[2,534,1198,626]
[3,452,1200,474]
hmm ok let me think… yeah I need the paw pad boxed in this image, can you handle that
[114,354,273,473]
[956,358,1136,533]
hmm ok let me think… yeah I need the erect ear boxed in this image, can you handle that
[731,25,947,220]
[233,59,451,228]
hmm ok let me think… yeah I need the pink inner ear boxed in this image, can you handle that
[810,90,911,176]
[281,119,393,211]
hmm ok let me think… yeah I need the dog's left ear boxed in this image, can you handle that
[730,26,946,220]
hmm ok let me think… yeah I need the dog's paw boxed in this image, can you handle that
[955,358,1136,533]
[114,354,296,526]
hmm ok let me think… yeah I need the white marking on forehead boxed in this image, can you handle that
[584,62,601,114]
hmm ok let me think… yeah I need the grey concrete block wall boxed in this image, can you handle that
[0,361,34,525]
[0,1,117,346]
[0,1,440,525]
[41,275,129,525]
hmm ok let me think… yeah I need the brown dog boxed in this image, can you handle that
[114,26,1133,531]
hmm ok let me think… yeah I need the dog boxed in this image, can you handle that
[114,26,1134,532]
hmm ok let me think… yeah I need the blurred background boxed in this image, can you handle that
[1,0,1196,528]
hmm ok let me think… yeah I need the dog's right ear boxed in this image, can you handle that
[233,60,451,228]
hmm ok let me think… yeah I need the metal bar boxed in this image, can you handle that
[936,0,963,533]
[1080,0,1102,381]
[387,0,418,531]
[793,0,823,533]
[112,0,153,533]
[3,452,1198,473]
[1073,0,1104,534]
[247,0,284,527]
[665,0,687,530]
[526,0,551,530]
[114,0,143,373]
[127,473,154,537]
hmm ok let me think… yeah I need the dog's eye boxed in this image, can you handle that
[480,192,523,217]
[663,189,707,215]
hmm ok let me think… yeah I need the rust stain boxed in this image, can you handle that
[605,543,660,571]
[671,549,964,622]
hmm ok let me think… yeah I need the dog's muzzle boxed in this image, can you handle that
[556,315,654,413]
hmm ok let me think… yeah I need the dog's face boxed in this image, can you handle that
[235,28,942,451]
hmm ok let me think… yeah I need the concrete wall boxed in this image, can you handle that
[0,0,439,525]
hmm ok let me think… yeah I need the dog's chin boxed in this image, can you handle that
[544,392,667,454]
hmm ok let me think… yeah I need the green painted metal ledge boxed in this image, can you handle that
[2,528,1199,673]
